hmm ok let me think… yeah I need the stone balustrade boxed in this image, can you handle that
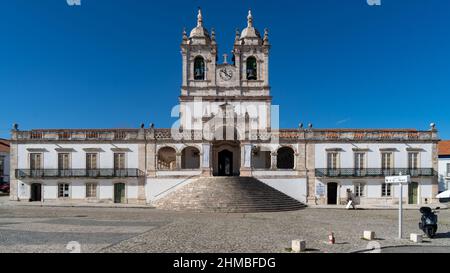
[11,128,438,142]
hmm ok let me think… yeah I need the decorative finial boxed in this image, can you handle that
[247,9,253,28]
[182,27,188,40]
[12,123,19,131]
[223,53,228,64]
[211,28,216,40]
[197,8,203,27]
[234,28,241,45]
[430,123,437,131]
[264,28,269,40]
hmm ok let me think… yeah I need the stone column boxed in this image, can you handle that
[240,143,252,177]
[431,142,439,203]
[201,143,212,177]
[297,143,307,177]
[306,143,319,205]
[146,142,156,177]
[9,141,18,201]
[137,143,147,204]
[271,152,277,170]
[176,152,182,170]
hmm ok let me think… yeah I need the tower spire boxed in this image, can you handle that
[247,9,253,28]
[197,8,203,27]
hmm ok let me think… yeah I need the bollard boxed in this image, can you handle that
[328,232,336,245]
[291,240,306,253]
[363,231,375,241]
[410,233,423,243]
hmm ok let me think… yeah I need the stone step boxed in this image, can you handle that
[154,177,306,213]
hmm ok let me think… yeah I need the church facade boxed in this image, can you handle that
[9,10,440,207]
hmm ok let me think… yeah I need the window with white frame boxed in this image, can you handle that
[382,183,392,197]
[354,153,365,170]
[114,153,126,170]
[327,152,339,170]
[354,183,365,197]
[446,163,450,177]
[29,153,42,170]
[58,153,70,170]
[58,183,70,198]
[408,152,419,170]
[86,153,98,170]
[381,152,393,170]
[85,183,97,198]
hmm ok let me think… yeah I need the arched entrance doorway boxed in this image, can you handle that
[327,182,338,205]
[30,183,42,202]
[218,150,233,177]
[277,147,295,169]
[212,141,240,177]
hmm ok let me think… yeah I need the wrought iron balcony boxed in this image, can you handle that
[16,169,145,179]
[315,168,436,178]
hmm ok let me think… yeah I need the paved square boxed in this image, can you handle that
[0,199,449,253]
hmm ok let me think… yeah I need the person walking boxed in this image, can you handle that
[346,189,356,210]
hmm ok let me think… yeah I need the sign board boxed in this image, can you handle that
[316,183,326,197]
[385,175,411,184]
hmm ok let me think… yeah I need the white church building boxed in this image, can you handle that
[9,10,440,211]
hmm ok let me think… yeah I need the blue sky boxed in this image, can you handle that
[1,0,449,139]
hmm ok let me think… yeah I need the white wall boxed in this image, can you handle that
[146,177,198,202]
[438,157,450,192]
[17,179,139,201]
[315,143,434,168]
[17,143,140,169]
[315,178,435,205]
[259,178,307,203]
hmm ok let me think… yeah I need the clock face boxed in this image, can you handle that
[219,68,233,81]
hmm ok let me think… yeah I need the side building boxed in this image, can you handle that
[0,139,10,184]
[438,141,450,193]
[9,129,147,204]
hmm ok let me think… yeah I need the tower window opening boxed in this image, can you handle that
[246,57,257,80]
[194,56,205,80]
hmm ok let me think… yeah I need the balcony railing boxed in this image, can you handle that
[16,169,145,179]
[315,168,436,178]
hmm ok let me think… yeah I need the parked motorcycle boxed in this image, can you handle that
[419,207,440,238]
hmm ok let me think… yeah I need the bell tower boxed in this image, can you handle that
[180,9,218,96]
[233,10,271,91]
[179,9,272,133]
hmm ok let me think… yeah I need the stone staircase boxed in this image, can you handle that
[154,177,306,213]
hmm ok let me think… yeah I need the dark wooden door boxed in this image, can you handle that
[218,150,233,177]
[409,182,419,204]
[114,183,126,204]
[30,183,41,202]
[327,183,338,205]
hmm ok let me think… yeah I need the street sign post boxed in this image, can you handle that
[385,174,411,239]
